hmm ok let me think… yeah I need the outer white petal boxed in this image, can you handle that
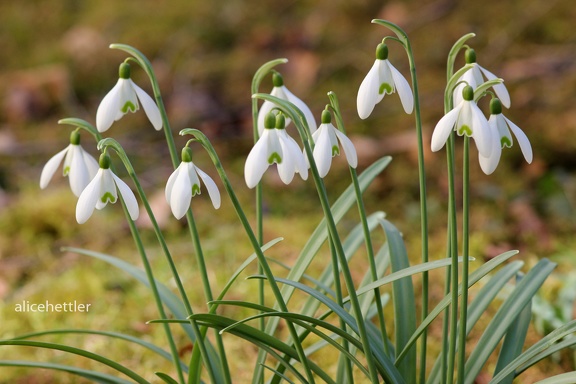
[313,125,333,178]
[96,80,123,132]
[113,173,139,221]
[389,62,414,114]
[68,145,92,197]
[165,164,182,203]
[478,65,511,108]
[478,119,502,175]
[195,166,221,209]
[357,60,381,119]
[76,169,104,224]
[505,117,533,163]
[280,131,308,180]
[470,102,492,157]
[131,80,163,130]
[333,128,358,168]
[276,131,297,184]
[169,163,192,219]
[282,86,317,134]
[245,131,272,188]
[431,105,461,152]
[40,146,69,189]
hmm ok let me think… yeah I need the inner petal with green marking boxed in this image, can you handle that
[501,137,512,148]
[121,101,137,113]
[332,145,340,157]
[268,152,282,164]
[457,125,472,136]
[63,166,70,176]
[100,192,117,204]
[192,184,201,196]
[379,83,393,95]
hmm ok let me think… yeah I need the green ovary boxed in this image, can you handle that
[379,83,393,95]
[457,125,473,136]
[268,153,282,164]
[501,137,512,148]
[100,192,117,204]
[121,101,137,113]
[332,146,340,156]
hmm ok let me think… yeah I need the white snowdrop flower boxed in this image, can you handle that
[96,62,162,133]
[76,154,139,224]
[357,43,414,119]
[39,130,99,197]
[310,110,358,178]
[431,85,492,158]
[453,48,510,108]
[257,72,317,135]
[245,112,308,188]
[165,147,221,219]
[479,98,532,175]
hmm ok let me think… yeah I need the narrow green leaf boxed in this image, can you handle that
[464,258,557,383]
[533,372,576,384]
[155,372,179,384]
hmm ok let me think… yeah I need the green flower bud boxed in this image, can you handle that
[69,130,81,145]
[465,48,476,64]
[272,72,284,87]
[490,98,502,115]
[321,109,332,124]
[462,85,474,101]
[264,111,276,129]
[119,62,131,79]
[376,43,389,60]
[99,153,111,169]
[275,113,286,129]
[181,146,193,163]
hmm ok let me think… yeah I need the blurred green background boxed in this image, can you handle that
[1,0,576,382]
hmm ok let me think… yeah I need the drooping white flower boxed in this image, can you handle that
[479,98,532,175]
[165,147,220,219]
[257,72,317,135]
[76,154,139,224]
[245,112,308,188]
[310,110,358,178]
[453,48,510,108]
[431,85,492,157]
[357,43,414,119]
[96,62,162,133]
[40,130,99,197]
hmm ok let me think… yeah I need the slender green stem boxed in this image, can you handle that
[371,20,430,382]
[457,137,470,383]
[181,129,316,383]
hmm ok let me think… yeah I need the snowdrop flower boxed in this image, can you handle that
[478,98,532,174]
[357,43,414,119]
[96,62,162,133]
[310,110,358,178]
[453,48,510,108]
[431,85,492,157]
[257,72,317,135]
[76,153,139,224]
[40,130,99,197]
[245,112,308,188]
[165,147,221,219]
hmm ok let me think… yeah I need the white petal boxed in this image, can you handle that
[245,132,272,188]
[313,125,333,178]
[378,61,394,102]
[170,163,192,219]
[389,62,414,114]
[479,65,511,108]
[113,173,139,221]
[478,121,502,175]
[357,60,381,119]
[470,103,492,157]
[281,132,308,180]
[282,86,317,134]
[68,145,92,197]
[76,169,103,224]
[96,169,118,210]
[257,100,276,135]
[40,146,68,189]
[505,117,533,163]
[334,128,358,168]
[276,132,297,184]
[96,80,123,132]
[165,164,182,203]
[431,105,461,152]
[195,166,221,209]
[131,80,163,130]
